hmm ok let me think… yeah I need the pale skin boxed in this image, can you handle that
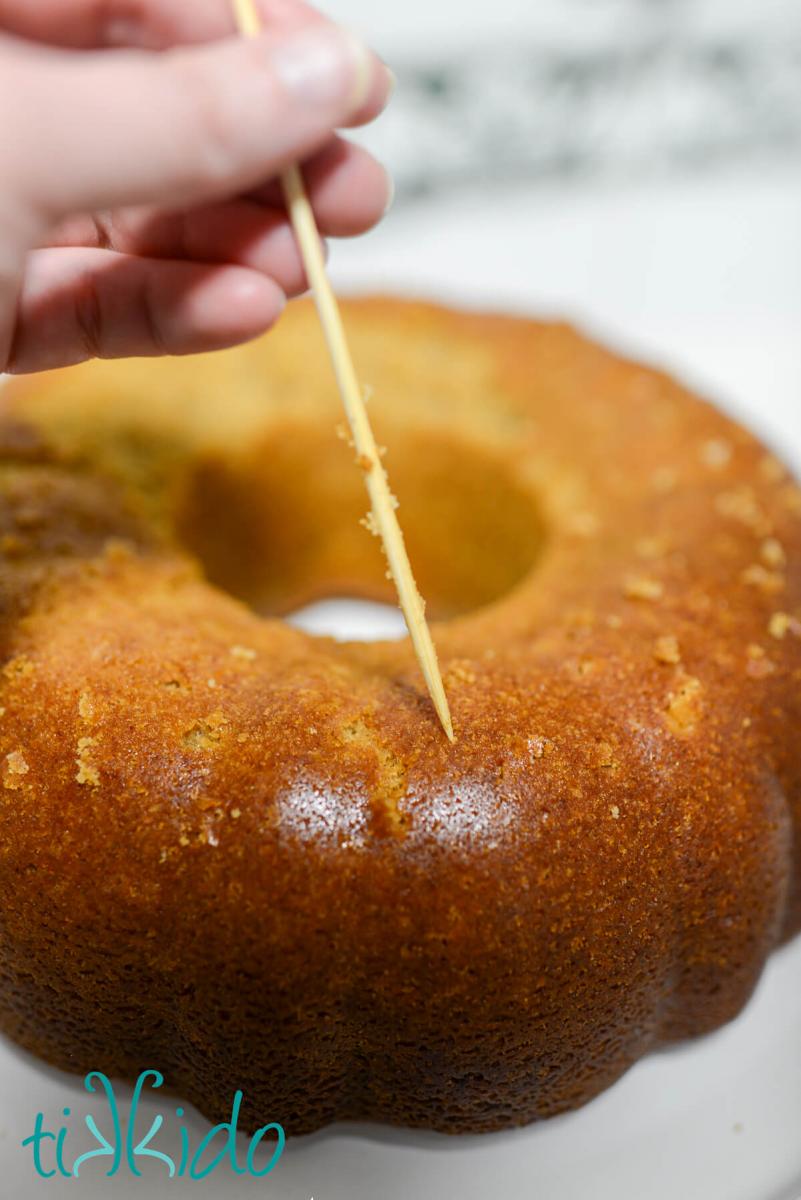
[0,0,393,373]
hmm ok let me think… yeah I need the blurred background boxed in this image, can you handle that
[320,0,801,463]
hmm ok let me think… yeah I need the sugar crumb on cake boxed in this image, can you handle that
[527,735,555,761]
[715,486,769,532]
[182,712,227,750]
[2,750,29,789]
[741,564,786,594]
[624,575,664,602]
[746,643,777,678]
[75,737,99,787]
[594,741,617,769]
[761,537,787,568]
[768,612,794,640]
[699,438,733,469]
[230,645,257,661]
[653,635,682,665]
[665,674,704,735]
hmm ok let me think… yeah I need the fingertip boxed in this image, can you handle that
[180,266,287,349]
[226,266,286,315]
[300,142,393,236]
[7,249,291,371]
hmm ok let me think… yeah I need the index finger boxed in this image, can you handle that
[0,0,321,49]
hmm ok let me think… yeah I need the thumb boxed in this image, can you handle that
[1,24,384,229]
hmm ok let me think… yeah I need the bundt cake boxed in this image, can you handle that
[0,298,798,1134]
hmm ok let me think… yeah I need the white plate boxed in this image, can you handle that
[1,908,800,1198]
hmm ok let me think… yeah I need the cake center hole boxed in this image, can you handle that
[177,425,546,626]
[287,598,408,642]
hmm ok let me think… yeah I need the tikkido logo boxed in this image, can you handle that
[22,1070,286,1180]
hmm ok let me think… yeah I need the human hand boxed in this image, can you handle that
[0,0,393,373]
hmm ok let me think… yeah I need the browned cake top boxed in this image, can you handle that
[0,298,799,1133]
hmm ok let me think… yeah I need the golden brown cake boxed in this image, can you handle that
[0,299,799,1135]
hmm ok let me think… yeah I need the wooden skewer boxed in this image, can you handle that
[231,0,454,742]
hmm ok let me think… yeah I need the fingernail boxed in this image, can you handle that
[272,27,373,114]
